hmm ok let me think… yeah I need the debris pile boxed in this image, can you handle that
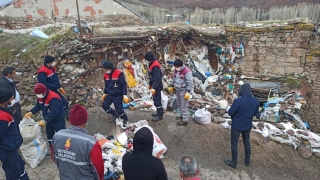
[94,120,166,179]
[7,26,319,159]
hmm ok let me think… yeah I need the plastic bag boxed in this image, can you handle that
[30,28,49,39]
[19,117,47,168]
[134,125,167,158]
[161,91,168,111]
[193,108,211,124]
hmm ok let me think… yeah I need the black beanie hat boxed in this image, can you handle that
[0,88,14,104]
[103,61,114,69]
[44,55,55,64]
[174,59,183,66]
[145,52,155,61]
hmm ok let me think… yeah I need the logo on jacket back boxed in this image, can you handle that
[64,138,72,150]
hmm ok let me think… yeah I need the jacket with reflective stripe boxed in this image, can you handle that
[52,126,103,180]
[0,107,23,152]
[37,64,61,90]
[30,90,65,123]
[103,69,127,96]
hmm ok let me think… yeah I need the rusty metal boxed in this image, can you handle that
[208,48,218,71]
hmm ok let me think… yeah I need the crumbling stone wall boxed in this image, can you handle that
[226,24,317,76]
[0,15,148,29]
[226,24,320,132]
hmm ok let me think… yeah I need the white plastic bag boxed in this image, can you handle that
[134,124,167,159]
[161,91,168,111]
[19,117,47,168]
[193,108,211,124]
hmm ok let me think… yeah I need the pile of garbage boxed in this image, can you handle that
[94,120,167,179]
[42,26,319,158]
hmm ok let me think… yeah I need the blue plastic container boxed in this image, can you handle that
[167,60,174,65]
[205,71,211,77]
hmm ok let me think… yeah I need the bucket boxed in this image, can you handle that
[205,71,211,77]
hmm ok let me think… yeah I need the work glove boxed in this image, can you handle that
[38,120,47,127]
[148,85,152,90]
[168,87,175,93]
[59,88,66,95]
[101,94,107,102]
[25,112,33,118]
[184,92,191,100]
[123,95,129,104]
[150,89,156,95]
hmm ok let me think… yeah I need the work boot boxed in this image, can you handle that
[152,112,158,117]
[123,121,128,128]
[152,115,163,121]
[245,160,250,167]
[224,159,236,169]
[177,120,188,126]
[175,116,182,120]
[109,114,118,123]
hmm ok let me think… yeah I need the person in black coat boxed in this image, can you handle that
[122,127,168,180]
[0,67,22,124]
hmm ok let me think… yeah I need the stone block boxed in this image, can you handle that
[259,36,267,41]
[266,42,272,47]
[251,36,258,41]
[276,44,286,48]
[0,21,6,25]
[259,48,266,54]
[247,41,254,46]
[274,66,285,75]
[287,43,296,48]
[285,67,304,74]
[286,57,300,63]
[266,55,276,62]
[291,48,306,57]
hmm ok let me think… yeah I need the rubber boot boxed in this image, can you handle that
[152,114,163,121]
[109,113,118,123]
[152,112,158,117]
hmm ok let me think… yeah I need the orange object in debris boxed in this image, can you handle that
[97,138,110,147]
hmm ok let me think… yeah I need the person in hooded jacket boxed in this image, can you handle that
[122,127,168,180]
[224,83,259,169]
[145,52,164,121]
[0,88,29,180]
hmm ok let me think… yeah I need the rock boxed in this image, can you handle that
[257,123,264,130]
[297,146,312,159]
[275,123,285,129]
[281,134,289,140]
[219,109,226,114]
[314,152,320,158]
[78,89,87,96]
[297,131,308,136]
[286,129,295,136]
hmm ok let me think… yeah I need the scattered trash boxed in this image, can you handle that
[30,28,49,39]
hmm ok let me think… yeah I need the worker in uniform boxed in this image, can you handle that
[52,104,104,180]
[173,59,194,126]
[37,55,69,118]
[101,61,129,127]
[0,88,30,180]
[25,83,66,154]
[145,52,164,121]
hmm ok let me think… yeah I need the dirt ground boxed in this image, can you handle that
[1,107,320,180]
